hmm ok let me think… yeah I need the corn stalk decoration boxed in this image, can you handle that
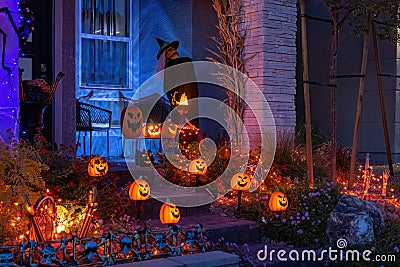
[207,0,246,146]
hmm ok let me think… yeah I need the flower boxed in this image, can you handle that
[22,79,51,103]
[297,229,303,235]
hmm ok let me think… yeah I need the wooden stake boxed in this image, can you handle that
[300,0,314,188]
[371,21,394,177]
[349,14,371,190]
[237,190,242,217]
[136,201,142,220]
[329,9,339,183]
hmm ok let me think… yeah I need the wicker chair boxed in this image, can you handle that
[76,101,112,157]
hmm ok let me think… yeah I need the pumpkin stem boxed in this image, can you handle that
[166,198,170,203]
[275,188,280,192]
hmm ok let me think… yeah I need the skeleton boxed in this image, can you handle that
[120,237,132,257]
[84,241,98,261]
[0,250,16,267]
[40,246,59,265]
[184,231,196,247]
[154,233,167,250]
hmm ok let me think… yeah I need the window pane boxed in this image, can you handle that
[82,0,130,37]
[81,38,128,87]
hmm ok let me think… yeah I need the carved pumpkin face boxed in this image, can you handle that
[142,123,161,138]
[230,173,251,191]
[189,158,207,175]
[88,157,108,177]
[161,121,178,139]
[129,180,150,201]
[159,202,180,224]
[269,191,288,211]
[121,105,142,138]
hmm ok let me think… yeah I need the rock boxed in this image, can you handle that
[326,195,384,246]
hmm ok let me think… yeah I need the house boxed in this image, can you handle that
[0,0,297,159]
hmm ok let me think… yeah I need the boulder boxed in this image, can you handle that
[326,195,384,246]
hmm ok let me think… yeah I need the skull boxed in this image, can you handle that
[120,237,132,257]
[154,233,167,250]
[40,246,56,265]
[84,241,98,261]
[185,230,196,247]
[0,250,14,267]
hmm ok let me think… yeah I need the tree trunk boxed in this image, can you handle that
[348,14,371,190]
[300,0,314,188]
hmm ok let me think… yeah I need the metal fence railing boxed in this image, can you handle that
[0,224,205,267]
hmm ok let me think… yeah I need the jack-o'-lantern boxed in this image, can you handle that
[129,180,150,201]
[161,121,178,139]
[142,123,161,138]
[230,173,251,191]
[269,189,288,211]
[189,158,207,175]
[159,201,180,224]
[88,157,108,177]
[120,105,142,138]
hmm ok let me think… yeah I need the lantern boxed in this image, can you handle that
[188,158,207,175]
[161,120,178,139]
[269,189,288,211]
[120,105,143,138]
[230,173,251,191]
[88,157,108,177]
[159,202,180,224]
[142,123,161,138]
[129,180,150,201]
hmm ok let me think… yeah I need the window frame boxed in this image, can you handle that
[76,0,136,91]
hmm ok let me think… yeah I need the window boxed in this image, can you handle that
[78,0,133,89]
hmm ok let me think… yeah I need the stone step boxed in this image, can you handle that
[115,251,239,267]
[149,214,261,245]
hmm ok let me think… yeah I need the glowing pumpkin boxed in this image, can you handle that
[230,173,251,191]
[159,202,180,224]
[161,121,178,139]
[142,123,161,138]
[269,190,288,211]
[129,180,150,201]
[189,158,207,175]
[88,157,108,177]
[120,105,142,138]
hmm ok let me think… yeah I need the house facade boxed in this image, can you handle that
[0,0,297,158]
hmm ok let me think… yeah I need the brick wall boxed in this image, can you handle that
[0,0,19,142]
[241,0,297,141]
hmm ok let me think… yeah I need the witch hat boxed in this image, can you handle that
[156,38,179,59]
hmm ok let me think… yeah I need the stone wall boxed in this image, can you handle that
[0,0,19,141]
[241,0,297,141]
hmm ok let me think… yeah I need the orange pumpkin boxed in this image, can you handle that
[88,157,108,177]
[269,190,288,211]
[120,105,142,138]
[230,173,251,191]
[159,202,180,224]
[142,123,161,138]
[129,180,150,200]
[161,121,178,139]
[188,158,207,175]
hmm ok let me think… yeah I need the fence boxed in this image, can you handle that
[0,224,205,267]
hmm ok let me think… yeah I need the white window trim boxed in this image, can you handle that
[76,0,138,92]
